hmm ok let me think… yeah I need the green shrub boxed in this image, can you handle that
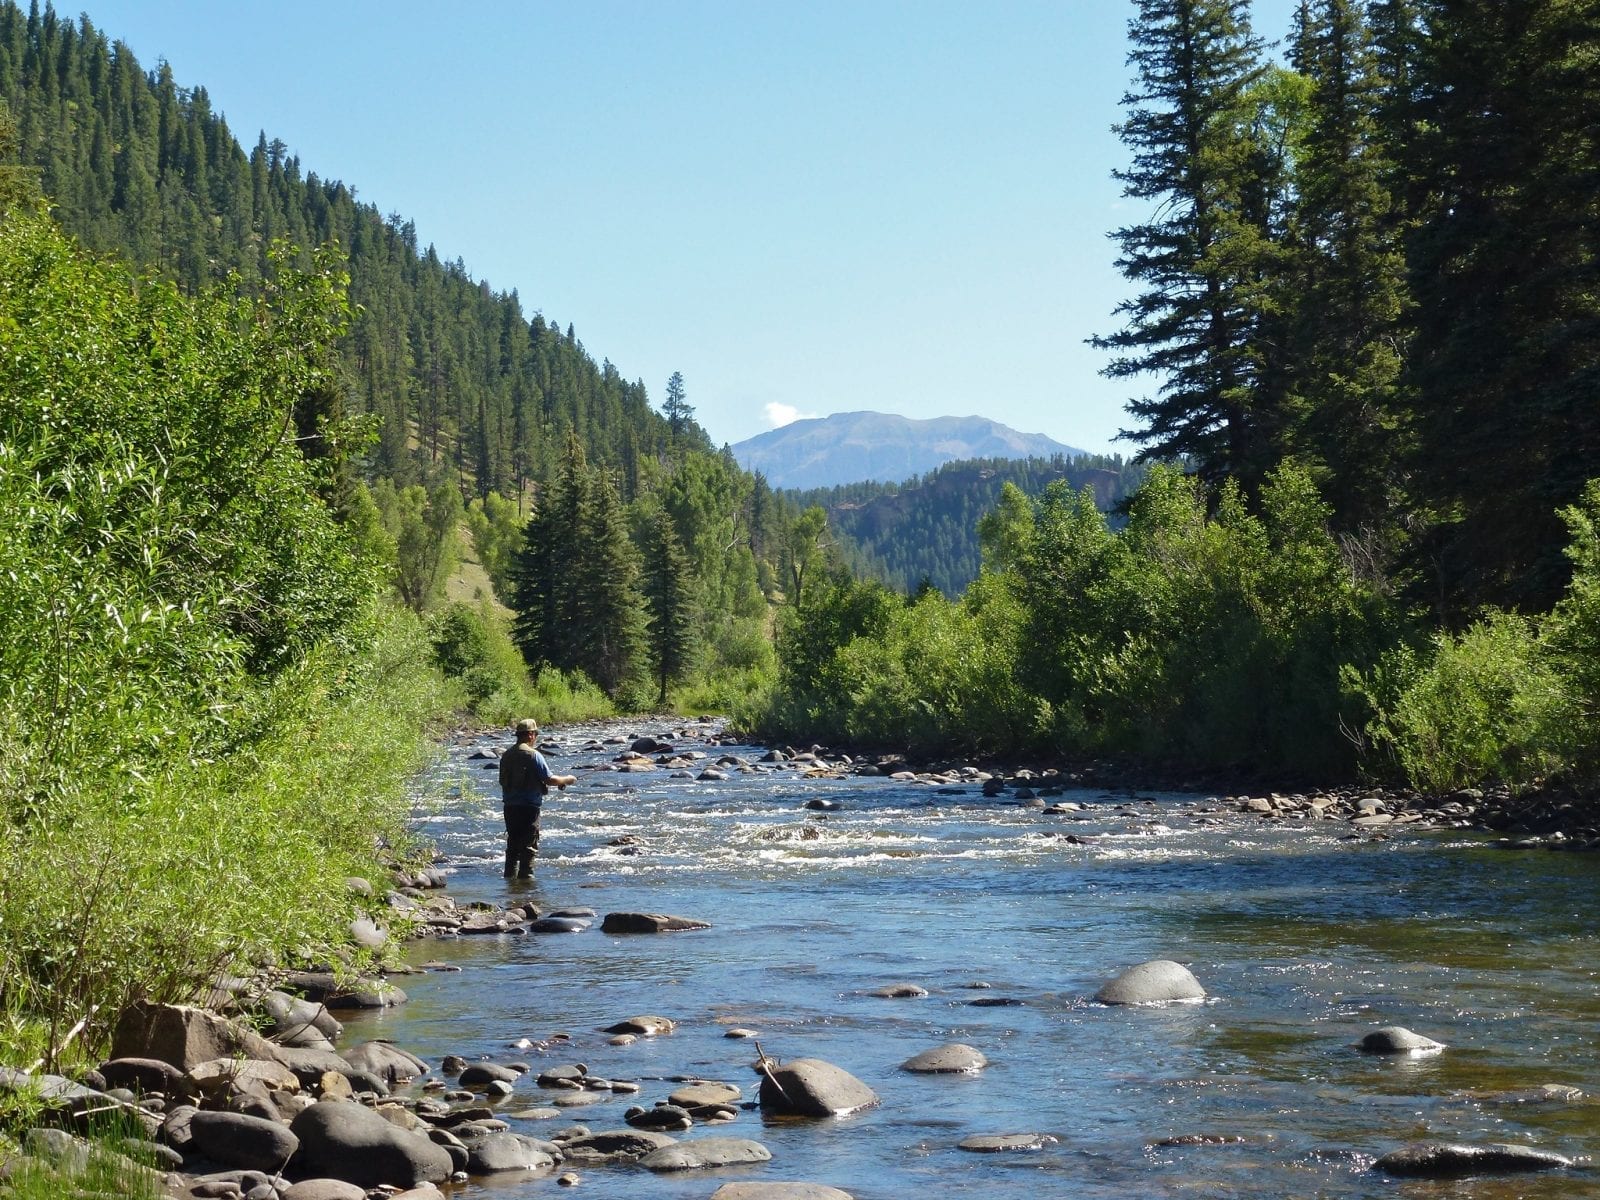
[1356,613,1561,793]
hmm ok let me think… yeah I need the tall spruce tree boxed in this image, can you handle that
[1286,0,1408,535]
[640,506,699,706]
[1095,0,1277,497]
[577,469,648,695]
[1402,0,1600,613]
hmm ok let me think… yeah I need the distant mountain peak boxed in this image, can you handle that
[730,411,1084,490]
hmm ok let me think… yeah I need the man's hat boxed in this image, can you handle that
[514,718,538,736]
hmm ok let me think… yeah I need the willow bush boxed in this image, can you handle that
[0,212,446,1068]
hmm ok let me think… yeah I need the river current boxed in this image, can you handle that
[337,722,1600,1199]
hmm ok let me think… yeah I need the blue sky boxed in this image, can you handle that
[77,0,1299,455]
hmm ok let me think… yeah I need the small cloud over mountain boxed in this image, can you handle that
[764,401,817,429]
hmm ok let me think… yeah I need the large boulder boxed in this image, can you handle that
[758,1058,879,1117]
[186,1110,300,1173]
[281,1181,367,1200]
[711,1187,856,1200]
[111,1003,283,1071]
[97,1057,186,1096]
[1374,1141,1571,1178]
[341,1041,429,1084]
[1094,960,1206,1006]
[641,1135,772,1171]
[465,1131,557,1174]
[288,1100,453,1188]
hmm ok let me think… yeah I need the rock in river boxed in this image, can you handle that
[603,1015,676,1037]
[958,1132,1058,1152]
[1095,960,1206,1005]
[711,1187,856,1200]
[1358,1026,1444,1055]
[901,1044,988,1074]
[1374,1141,1571,1178]
[641,1135,773,1171]
[757,1057,879,1117]
[600,912,712,933]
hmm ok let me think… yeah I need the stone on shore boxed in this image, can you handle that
[342,1041,429,1083]
[281,1181,367,1200]
[757,1058,879,1117]
[288,1099,453,1188]
[900,1044,988,1074]
[711,1187,856,1200]
[186,1110,300,1173]
[600,912,712,933]
[640,1135,772,1171]
[1358,1026,1444,1055]
[1095,960,1206,1005]
[98,1056,186,1096]
[1374,1141,1571,1178]
[111,1003,283,1071]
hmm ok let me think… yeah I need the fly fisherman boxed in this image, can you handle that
[498,718,576,879]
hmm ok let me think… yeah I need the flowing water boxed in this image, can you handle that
[338,723,1600,1198]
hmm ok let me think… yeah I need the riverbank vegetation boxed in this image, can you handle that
[0,208,450,1068]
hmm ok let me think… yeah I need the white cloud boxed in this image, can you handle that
[764,402,818,429]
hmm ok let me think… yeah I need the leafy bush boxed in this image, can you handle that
[1355,614,1561,792]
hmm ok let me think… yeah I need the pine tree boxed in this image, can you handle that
[576,468,647,695]
[1094,0,1277,497]
[662,370,692,443]
[1402,0,1600,613]
[640,506,699,705]
[1285,0,1408,534]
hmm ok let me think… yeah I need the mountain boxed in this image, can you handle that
[730,411,1085,490]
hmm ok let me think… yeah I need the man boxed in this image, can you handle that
[497,718,576,879]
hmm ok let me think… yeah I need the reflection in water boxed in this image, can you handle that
[340,723,1600,1199]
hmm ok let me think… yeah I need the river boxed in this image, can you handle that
[336,722,1600,1198]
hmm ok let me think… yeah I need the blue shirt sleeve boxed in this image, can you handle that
[532,750,555,785]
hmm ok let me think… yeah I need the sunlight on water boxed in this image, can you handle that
[343,722,1600,1199]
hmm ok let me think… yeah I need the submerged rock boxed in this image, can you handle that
[1374,1141,1571,1178]
[958,1132,1058,1152]
[1095,960,1206,1005]
[711,1186,856,1200]
[1358,1026,1444,1055]
[900,1044,988,1074]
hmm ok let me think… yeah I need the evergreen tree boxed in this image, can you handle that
[640,506,699,705]
[662,370,692,443]
[1402,0,1600,613]
[1286,0,1408,535]
[577,468,647,695]
[1094,0,1278,497]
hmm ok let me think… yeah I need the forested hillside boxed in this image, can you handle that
[0,1,678,499]
[790,454,1144,596]
[0,0,819,712]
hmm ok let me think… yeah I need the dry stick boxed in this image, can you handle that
[751,1039,792,1107]
[29,1004,98,1074]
